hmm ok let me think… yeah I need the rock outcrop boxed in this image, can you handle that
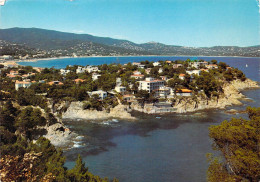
[43,123,77,148]
[131,79,259,114]
[62,102,136,121]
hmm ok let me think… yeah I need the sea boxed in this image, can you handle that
[19,56,259,182]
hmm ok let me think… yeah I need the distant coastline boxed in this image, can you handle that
[14,55,260,64]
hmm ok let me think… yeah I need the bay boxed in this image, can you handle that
[19,56,259,182]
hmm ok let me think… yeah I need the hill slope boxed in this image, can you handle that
[0,27,259,57]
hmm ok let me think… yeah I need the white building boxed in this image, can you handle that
[92,73,101,81]
[131,74,144,80]
[116,78,122,86]
[153,62,160,67]
[76,67,86,74]
[60,69,71,75]
[138,77,164,93]
[115,86,126,93]
[172,64,183,69]
[0,55,13,60]
[189,61,208,69]
[138,64,145,69]
[132,62,140,66]
[88,90,107,100]
[86,66,99,73]
[186,70,201,75]
[158,68,163,73]
[189,62,200,68]
[206,64,218,69]
[156,86,172,98]
[133,71,141,75]
[15,80,32,90]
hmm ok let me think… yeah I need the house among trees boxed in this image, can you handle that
[172,64,183,69]
[76,67,85,74]
[92,73,101,81]
[60,69,70,75]
[131,74,144,80]
[48,81,63,86]
[88,90,107,100]
[74,78,85,84]
[115,86,126,94]
[186,70,201,75]
[153,62,160,66]
[206,64,218,69]
[15,80,32,90]
[156,86,172,98]
[176,88,192,96]
[86,66,99,73]
[123,94,135,102]
[179,74,185,80]
[138,77,164,93]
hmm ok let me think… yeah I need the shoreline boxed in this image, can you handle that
[4,55,260,64]
[59,79,259,121]
[131,79,259,114]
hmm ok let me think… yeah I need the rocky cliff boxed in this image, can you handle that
[62,102,136,121]
[131,79,259,114]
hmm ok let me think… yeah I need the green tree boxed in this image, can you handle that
[67,154,89,182]
[207,107,260,182]
[15,107,46,133]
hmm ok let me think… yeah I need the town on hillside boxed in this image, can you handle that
[0,59,246,113]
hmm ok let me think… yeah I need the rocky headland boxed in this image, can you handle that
[131,79,259,114]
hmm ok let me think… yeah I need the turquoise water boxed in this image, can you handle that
[20,56,259,181]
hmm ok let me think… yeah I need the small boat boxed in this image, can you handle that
[156,117,161,119]
[246,64,248,67]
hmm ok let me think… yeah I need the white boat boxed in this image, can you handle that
[246,64,248,67]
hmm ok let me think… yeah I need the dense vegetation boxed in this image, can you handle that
[0,101,118,181]
[0,59,247,108]
[207,107,260,182]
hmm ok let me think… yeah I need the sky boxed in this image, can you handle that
[0,0,259,47]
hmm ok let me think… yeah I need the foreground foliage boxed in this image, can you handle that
[0,101,118,181]
[207,107,260,182]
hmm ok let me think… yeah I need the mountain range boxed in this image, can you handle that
[0,27,259,57]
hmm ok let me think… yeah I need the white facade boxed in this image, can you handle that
[15,81,32,90]
[176,92,192,97]
[88,90,107,100]
[186,70,201,75]
[60,69,71,75]
[115,86,126,93]
[157,86,171,98]
[86,66,99,73]
[116,78,122,86]
[172,64,183,69]
[153,62,160,66]
[76,67,86,74]
[92,73,101,81]
[131,74,144,80]
[1,55,12,60]
[138,64,145,69]
[138,77,164,93]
